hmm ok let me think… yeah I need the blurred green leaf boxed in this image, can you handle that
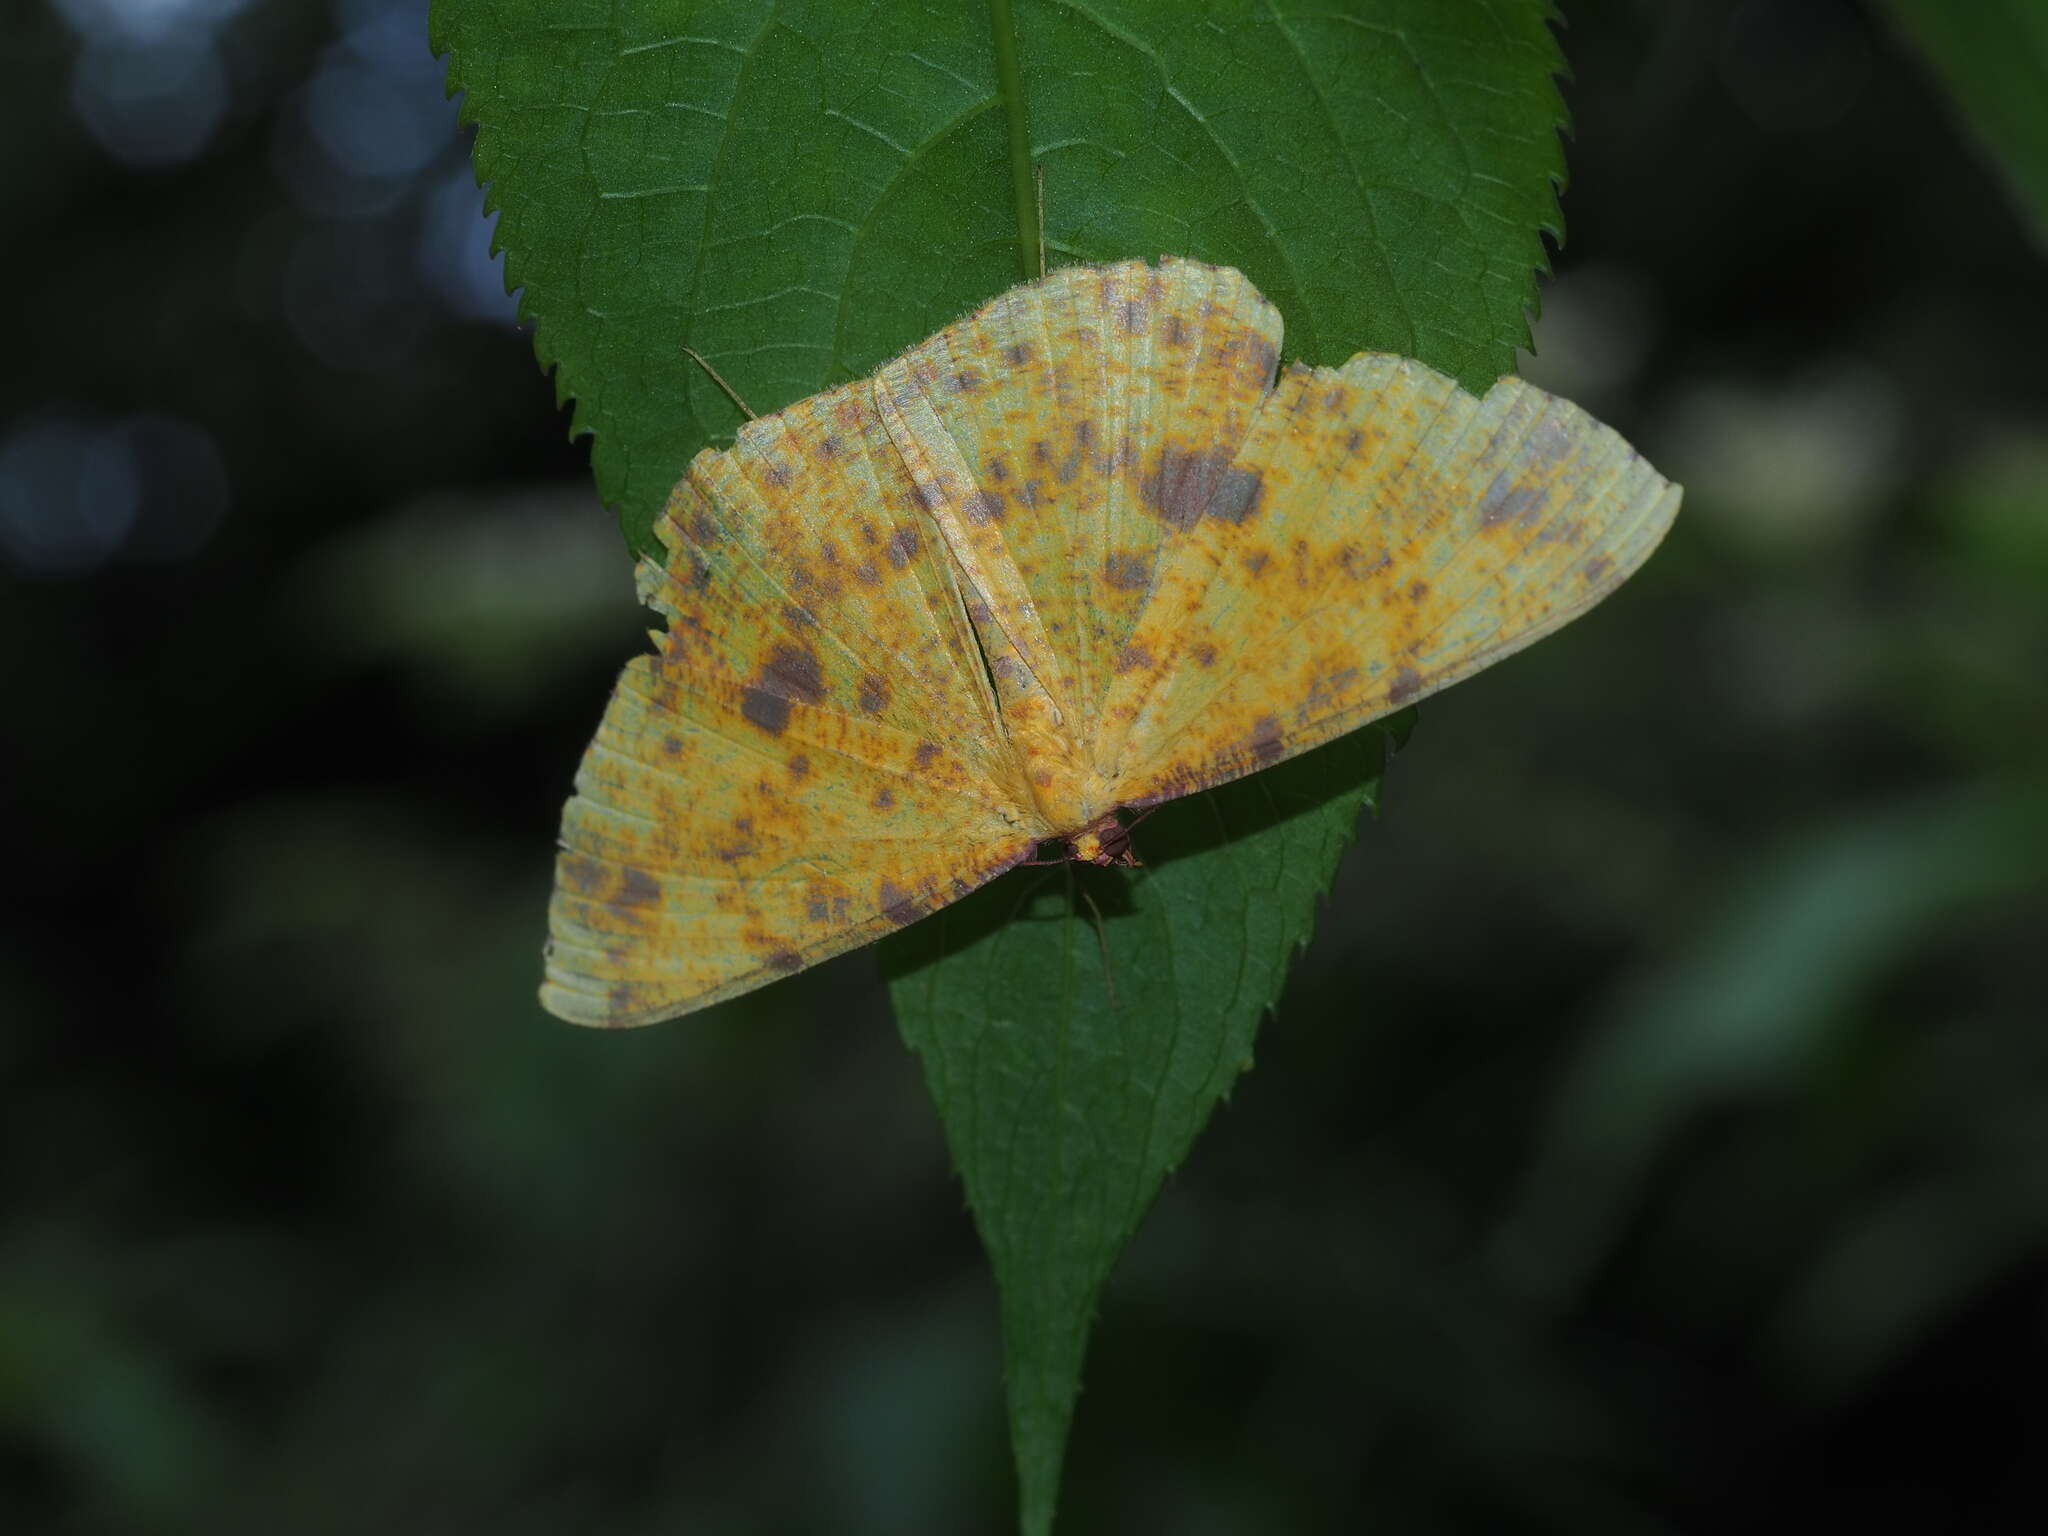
[435,2,1566,1528]
[1938,429,2048,586]
[1768,1171,2048,1404]
[1494,783,2048,1310]
[0,1266,232,1533]
[292,486,639,719]
[1878,0,2048,249]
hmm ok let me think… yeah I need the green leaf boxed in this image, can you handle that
[433,0,1564,556]
[883,714,1409,1534]
[1877,0,2048,250]
[436,1,1566,1529]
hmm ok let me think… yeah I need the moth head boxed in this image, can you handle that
[1069,814,1140,868]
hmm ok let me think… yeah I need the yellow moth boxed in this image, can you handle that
[543,258,1680,1026]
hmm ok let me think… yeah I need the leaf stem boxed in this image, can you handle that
[988,0,1042,281]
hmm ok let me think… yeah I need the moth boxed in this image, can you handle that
[543,258,1680,1025]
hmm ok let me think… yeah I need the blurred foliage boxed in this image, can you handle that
[5,0,2048,1534]
[1877,0,2048,249]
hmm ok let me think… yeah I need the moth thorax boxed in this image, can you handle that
[1005,694,1110,834]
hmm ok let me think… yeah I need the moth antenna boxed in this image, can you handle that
[1034,163,1048,278]
[1018,835,1068,867]
[1123,803,1164,834]
[1077,880,1118,1009]
[681,344,758,422]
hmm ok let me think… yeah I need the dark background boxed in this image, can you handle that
[5,0,2046,1531]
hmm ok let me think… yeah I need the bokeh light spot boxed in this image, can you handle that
[0,416,139,577]
[69,38,229,168]
[418,167,519,324]
[0,411,229,577]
